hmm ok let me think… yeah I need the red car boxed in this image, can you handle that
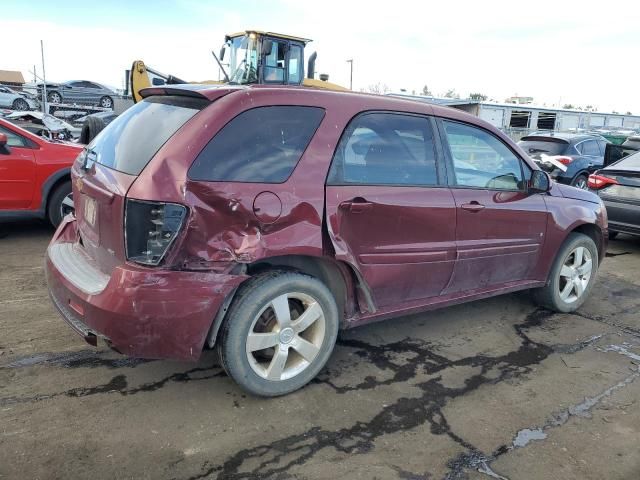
[46,85,607,396]
[0,118,82,226]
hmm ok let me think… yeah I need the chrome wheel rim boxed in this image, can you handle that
[101,97,112,108]
[558,246,592,303]
[246,292,325,381]
[50,93,61,103]
[60,193,74,218]
[574,177,588,190]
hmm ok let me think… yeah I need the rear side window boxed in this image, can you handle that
[89,96,206,175]
[327,113,438,186]
[581,140,601,156]
[189,106,324,183]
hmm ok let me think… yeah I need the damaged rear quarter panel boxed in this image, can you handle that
[127,89,353,270]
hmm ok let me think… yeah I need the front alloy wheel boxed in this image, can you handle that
[558,246,592,303]
[533,232,598,312]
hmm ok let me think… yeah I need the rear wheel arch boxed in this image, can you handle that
[205,255,359,349]
[41,168,71,211]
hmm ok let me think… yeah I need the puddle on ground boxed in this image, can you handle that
[512,428,547,448]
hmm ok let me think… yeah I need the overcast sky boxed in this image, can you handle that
[2,0,639,113]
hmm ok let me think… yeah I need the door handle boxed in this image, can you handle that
[339,197,373,214]
[461,201,485,212]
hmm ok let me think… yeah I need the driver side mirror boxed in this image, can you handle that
[219,45,226,61]
[529,170,551,193]
[262,39,273,57]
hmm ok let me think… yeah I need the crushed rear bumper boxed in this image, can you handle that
[45,218,246,361]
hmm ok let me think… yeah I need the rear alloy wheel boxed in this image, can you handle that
[12,98,29,111]
[533,233,598,312]
[572,174,589,190]
[218,271,339,396]
[99,96,113,109]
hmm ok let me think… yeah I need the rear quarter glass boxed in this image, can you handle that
[87,96,208,175]
[188,106,325,183]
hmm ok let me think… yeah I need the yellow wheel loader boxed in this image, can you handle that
[129,30,348,103]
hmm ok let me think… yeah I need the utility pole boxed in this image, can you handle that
[346,59,353,90]
[40,40,48,115]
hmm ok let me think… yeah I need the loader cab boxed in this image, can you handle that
[221,31,311,86]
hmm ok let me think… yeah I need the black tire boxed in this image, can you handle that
[532,232,598,313]
[80,115,107,144]
[571,174,589,190]
[48,91,62,104]
[608,231,619,240]
[47,181,73,227]
[12,98,29,111]
[99,96,114,109]
[217,271,339,397]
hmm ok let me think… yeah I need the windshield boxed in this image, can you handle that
[228,35,259,84]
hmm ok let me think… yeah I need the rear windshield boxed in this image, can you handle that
[612,151,640,170]
[518,138,568,156]
[88,96,207,175]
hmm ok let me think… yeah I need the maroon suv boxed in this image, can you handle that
[46,85,607,396]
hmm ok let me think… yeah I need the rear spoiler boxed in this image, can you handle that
[139,86,211,100]
[604,143,640,167]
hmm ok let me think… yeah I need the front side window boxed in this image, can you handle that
[0,126,28,147]
[327,113,438,186]
[189,106,325,183]
[444,120,524,190]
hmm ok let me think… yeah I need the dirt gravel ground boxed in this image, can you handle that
[1,220,640,480]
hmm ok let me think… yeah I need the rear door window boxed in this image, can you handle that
[189,106,324,183]
[327,113,439,186]
[88,95,206,175]
[444,120,525,190]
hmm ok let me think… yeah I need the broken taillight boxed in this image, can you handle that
[125,199,187,266]
[587,174,618,190]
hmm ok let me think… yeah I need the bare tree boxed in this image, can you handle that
[364,82,390,95]
[444,89,460,99]
[421,84,432,96]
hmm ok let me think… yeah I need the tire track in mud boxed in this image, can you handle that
[183,309,617,480]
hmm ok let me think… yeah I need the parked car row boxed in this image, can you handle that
[37,80,116,109]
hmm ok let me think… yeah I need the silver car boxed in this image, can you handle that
[0,86,38,111]
[39,80,116,109]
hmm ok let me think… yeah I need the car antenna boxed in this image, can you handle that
[211,51,230,83]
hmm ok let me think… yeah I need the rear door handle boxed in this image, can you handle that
[461,201,485,212]
[339,197,373,214]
